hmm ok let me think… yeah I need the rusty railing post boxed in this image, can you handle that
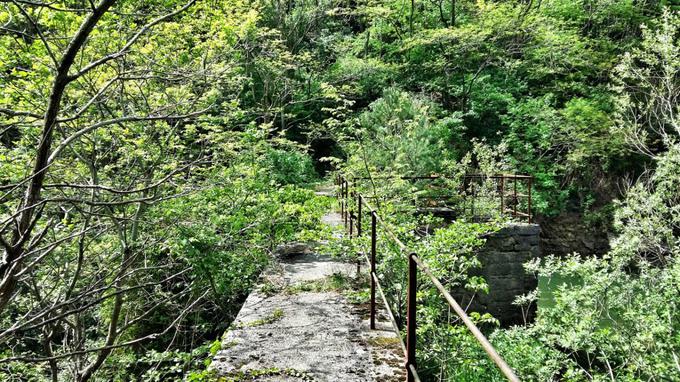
[356,193,363,275]
[370,211,377,330]
[344,180,349,228]
[527,176,533,224]
[340,178,343,217]
[340,178,345,220]
[357,194,362,236]
[471,180,476,219]
[406,252,417,382]
[513,176,518,219]
[349,209,354,238]
[500,175,505,217]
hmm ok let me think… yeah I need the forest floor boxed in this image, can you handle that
[210,195,404,381]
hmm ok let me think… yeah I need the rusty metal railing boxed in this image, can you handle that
[335,174,522,382]
[343,174,533,223]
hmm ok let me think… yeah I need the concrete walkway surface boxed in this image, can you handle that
[211,210,404,381]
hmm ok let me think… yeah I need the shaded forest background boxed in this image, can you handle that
[1,0,679,380]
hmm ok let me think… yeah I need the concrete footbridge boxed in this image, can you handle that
[212,176,539,381]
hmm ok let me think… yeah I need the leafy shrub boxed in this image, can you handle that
[266,148,318,185]
[344,88,464,176]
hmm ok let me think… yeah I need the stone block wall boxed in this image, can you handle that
[468,223,541,326]
[537,213,610,256]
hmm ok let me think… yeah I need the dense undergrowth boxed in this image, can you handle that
[1,0,679,380]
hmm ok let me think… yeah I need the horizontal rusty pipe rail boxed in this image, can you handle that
[351,174,533,180]
[410,253,519,381]
[362,251,408,357]
[347,172,533,223]
[338,174,521,382]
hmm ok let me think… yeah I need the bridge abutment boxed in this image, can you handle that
[471,223,541,326]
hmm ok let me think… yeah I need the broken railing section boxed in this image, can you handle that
[336,175,522,382]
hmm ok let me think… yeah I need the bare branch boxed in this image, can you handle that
[12,0,89,12]
[0,267,192,342]
[0,107,43,119]
[0,290,208,364]
[57,75,121,123]
[39,159,207,195]
[68,0,197,82]
[48,108,209,164]
[10,0,58,67]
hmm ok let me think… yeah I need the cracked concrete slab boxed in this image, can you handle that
[211,212,404,382]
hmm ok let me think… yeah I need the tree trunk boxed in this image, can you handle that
[0,0,117,314]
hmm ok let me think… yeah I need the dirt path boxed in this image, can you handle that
[210,210,404,381]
